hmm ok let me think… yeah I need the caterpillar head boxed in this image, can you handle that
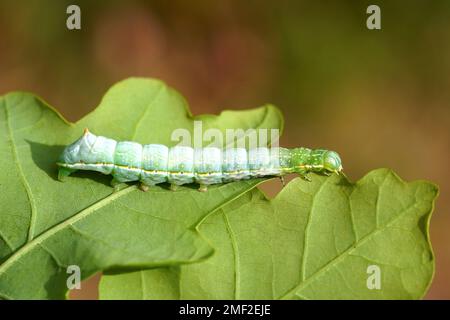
[322,150,343,175]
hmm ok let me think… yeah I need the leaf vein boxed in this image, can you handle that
[131,84,164,141]
[280,201,417,299]
[0,186,136,276]
[223,212,240,300]
[3,97,38,242]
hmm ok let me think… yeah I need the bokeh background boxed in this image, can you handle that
[0,0,448,299]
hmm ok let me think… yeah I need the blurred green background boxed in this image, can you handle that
[0,0,448,299]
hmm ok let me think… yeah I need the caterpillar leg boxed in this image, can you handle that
[139,183,150,192]
[279,176,286,187]
[170,183,179,191]
[301,175,312,182]
[58,167,76,181]
[298,171,312,182]
[198,184,208,192]
[110,178,126,192]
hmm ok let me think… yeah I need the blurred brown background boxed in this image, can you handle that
[0,0,448,299]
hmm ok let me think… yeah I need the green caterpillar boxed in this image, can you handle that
[57,128,344,191]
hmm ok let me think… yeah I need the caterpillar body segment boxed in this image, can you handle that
[57,129,343,191]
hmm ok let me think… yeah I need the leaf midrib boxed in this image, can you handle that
[279,201,417,299]
[300,177,331,282]
[0,186,136,276]
[223,212,240,299]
